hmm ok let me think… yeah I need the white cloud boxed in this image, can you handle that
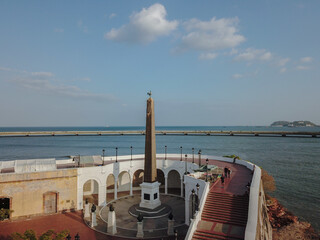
[234,48,272,62]
[54,28,64,33]
[296,65,310,70]
[280,67,287,73]
[198,52,217,60]
[278,58,290,66]
[3,68,112,101]
[78,20,88,33]
[80,77,91,82]
[300,57,313,63]
[105,3,178,44]
[109,13,116,19]
[178,17,245,52]
[31,72,54,77]
[232,73,243,79]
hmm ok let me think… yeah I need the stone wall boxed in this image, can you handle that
[0,169,77,219]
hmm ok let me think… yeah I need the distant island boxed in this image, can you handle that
[271,121,318,127]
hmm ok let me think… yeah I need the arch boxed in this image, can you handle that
[106,174,115,201]
[83,179,99,206]
[157,169,165,193]
[167,170,181,195]
[117,171,131,197]
[133,169,144,189]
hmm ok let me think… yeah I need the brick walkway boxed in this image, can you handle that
[192,159,253,240]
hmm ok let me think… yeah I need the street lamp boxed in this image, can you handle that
[165,145,167,160]
[198,150,202,166]
[185,154,188,174]
[192,148,195,163]
[206,158,209,182]
[191,189,195,219]
[196,183,200,211]
[180,146,182,161]
[102,149,105,166]
[115,147,118,162]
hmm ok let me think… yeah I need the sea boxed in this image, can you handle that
[0,126,319,231]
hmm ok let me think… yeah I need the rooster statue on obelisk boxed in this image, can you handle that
[139,91,161,209]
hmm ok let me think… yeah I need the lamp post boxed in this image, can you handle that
[115,147,118,163]
[191,189,195,219]
[196,183,200,211]
[165,145,167,160]
[102,149,105,166]
[206,158,209,182]
[185,154,188,174]
[130,146,133,160]
[180,146,182,161]
[198,150,202,166]
[192,148,195,163]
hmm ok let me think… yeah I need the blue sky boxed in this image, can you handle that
[0,0,319,126]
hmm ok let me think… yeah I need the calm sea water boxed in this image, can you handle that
[0,126,319,231]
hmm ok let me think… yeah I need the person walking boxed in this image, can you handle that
[224,167,228,178]
[221,174,225,186]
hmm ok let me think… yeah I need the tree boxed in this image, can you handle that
[11,230,69,240]
[0,208,13,221]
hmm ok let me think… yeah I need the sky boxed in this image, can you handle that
[0,0,319,126]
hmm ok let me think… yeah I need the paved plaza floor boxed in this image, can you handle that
[85,194,188,239]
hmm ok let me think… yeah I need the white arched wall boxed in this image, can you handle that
[77,155,197,210]
[117,171,131,193]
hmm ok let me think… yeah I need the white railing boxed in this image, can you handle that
[244,165,261,240]
[185,181,210,240]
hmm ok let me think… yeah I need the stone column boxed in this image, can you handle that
[180,177,184,197]
[114,178,118,200]
[185,198,190,225]
[84,200,90,218]
[91,204,97,227]
[99,185,106,206]
[165,176,168,194]
[130,179,133,196]
[167,213,174,236]
[167,219,175,236]
[107,205,117,235]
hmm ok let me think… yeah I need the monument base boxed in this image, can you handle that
[140,181,161,209]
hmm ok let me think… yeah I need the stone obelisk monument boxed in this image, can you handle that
[139,91,161,209]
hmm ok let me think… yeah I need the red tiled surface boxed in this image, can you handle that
[192,159,253,240]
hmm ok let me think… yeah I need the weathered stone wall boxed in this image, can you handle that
[0,169,77,219]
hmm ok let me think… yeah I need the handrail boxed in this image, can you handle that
[185,181,210,240]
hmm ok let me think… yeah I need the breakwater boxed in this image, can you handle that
[0,130,319,137]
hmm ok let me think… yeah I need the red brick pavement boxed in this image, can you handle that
[0,211,116,240]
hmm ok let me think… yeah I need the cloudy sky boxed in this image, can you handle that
[0,1,319,126]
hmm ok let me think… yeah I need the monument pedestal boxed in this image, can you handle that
[84,203,90,218]
[167,219,175,236]
[139,181,161,209]
[107,211,117,235]
[91,212,97,227]
[136,221,144,238]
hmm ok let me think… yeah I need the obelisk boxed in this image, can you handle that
[139,91,161,209]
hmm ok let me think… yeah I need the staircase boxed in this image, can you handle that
[193,192,249,240]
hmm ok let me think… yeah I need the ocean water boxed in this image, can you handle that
[0,126,319,231]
